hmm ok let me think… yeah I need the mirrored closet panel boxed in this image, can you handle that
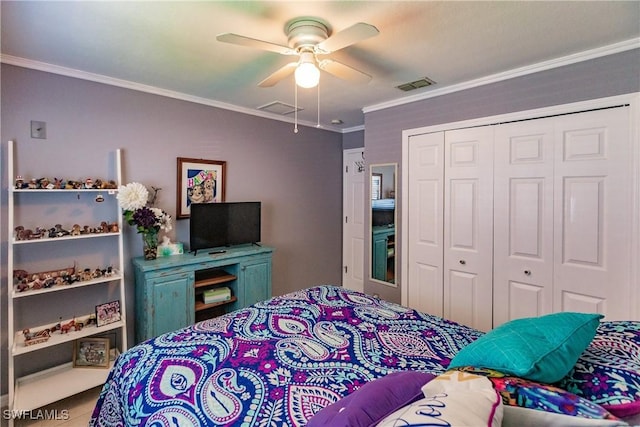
[370,163,397,286]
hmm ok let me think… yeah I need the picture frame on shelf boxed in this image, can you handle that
[73,337,110,368]
[176,157,226,219]
[96,300,121,327]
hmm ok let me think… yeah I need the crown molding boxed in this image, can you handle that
[363,37,640,114]
[0,54,344,133]
[3,36,637,134]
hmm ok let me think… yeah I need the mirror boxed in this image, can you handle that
[370,163,397,286]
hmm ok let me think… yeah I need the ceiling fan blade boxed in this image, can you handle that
[258,62,298,87]
[318,59,372,83]
[316,22,379,53]
[216,33,296,55]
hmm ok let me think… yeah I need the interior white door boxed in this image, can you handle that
[342,148,365,292]
[406,132,445,316]
[493,118,555,326]
[553,107,632,319]
[443,127,494,331]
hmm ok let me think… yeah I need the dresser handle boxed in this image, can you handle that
[524,270,531,276]
[459,260,466,265]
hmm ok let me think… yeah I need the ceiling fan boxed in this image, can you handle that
[216,18,379,88]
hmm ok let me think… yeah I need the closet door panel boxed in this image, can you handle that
[553,108,631,320]
[447,270,478,327]
[407,132,444,316]
[493,120,554,326]
[444,127,493,331]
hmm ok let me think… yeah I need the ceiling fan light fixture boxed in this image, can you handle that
[295,51,320,88]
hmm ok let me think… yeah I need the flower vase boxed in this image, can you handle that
[142,232,159,260]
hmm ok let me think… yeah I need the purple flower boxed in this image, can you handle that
[269,387,284,399]
[258,359,277,373]
[383,355,398,366]
[346,380,364,393]
[584,373,610,393]
[132,207,158,229]
[293,372,307,383]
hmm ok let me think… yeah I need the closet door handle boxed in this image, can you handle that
[524,270,531,276]
[459,260,466,265]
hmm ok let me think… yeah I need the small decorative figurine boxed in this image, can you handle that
[15,176,25,189]
[60,318,83,334]
[23,328,51,346]
[85,313,97,326]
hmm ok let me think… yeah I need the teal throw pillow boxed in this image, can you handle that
[449,312,603,383]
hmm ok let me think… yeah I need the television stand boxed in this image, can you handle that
[133,244,273,343]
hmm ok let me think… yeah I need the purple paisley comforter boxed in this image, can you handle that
[90,285,481,426]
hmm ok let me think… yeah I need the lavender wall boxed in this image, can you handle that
[342,130,364,150]
[0,65,345,394]
[363,49,640,303]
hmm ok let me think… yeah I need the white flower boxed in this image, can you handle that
[117,182,149,211]
[151,207,173,232]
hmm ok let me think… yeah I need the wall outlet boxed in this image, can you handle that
[31,120,47,139]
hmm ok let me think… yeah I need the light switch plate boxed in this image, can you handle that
[31,121,47,139]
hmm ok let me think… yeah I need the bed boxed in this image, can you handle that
[90,285,640,426]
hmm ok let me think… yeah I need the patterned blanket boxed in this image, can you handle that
[90,285,481,426]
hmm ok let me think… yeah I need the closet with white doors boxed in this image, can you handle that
[405,126,494,331]
[403,95,638,331]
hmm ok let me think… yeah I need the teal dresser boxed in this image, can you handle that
[133,244,273,343]
[372,226,395,282]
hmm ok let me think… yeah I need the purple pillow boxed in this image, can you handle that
[307,371,436,427]
[557,321,640,418]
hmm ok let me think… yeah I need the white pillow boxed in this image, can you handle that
[377,371,503,427]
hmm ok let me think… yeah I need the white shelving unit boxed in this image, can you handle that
[6,140,127,422]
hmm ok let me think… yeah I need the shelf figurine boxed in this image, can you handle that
[15,176,25,189]
[23,328,51,346]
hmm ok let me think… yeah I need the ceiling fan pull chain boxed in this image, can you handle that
[316,79,320,128]
[294,80,299,133]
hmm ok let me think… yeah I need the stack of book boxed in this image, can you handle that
[203,287,231,304]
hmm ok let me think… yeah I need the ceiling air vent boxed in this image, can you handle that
[396,77,436,92]
[257,101,302,115]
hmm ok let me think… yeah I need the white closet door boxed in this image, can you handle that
[553,107,631,319]
[443,127,494,331]
[493,119,555,326]
[407,132,444,316]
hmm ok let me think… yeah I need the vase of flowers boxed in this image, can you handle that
[141,229,159,260]
[117,182,172,260]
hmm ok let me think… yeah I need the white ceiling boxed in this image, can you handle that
[2,1,639,132]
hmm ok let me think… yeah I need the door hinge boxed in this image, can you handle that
[345,165,349,173]
[344,266,348,273]
[345,216,348,223]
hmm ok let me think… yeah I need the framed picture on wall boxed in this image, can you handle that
[177,158,226,219]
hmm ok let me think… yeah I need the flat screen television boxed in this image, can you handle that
[372,198,395,227]
[190,202,261,254]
